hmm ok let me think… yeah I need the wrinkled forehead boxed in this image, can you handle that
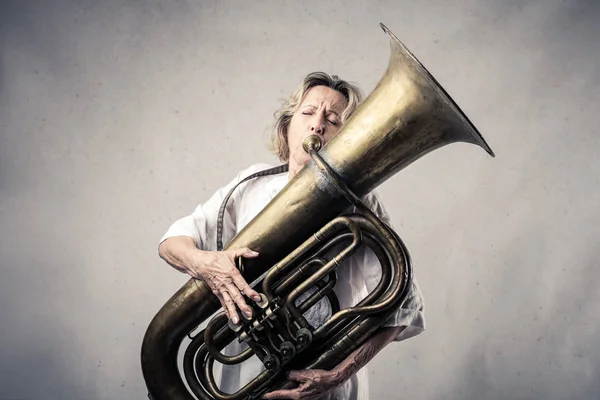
[300,86,348,114]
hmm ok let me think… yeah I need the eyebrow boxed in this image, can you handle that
[302,104,342,116]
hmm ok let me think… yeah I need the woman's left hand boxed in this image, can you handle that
[262,369,344,400]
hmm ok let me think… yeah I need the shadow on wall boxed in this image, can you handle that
[0,174,104,400]
[440,246,600,400]
[446,332,600,400]
[0,3,8,192]
[0,251,99,400]
[0,342,98,400]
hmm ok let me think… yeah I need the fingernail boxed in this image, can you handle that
[244,310,253,319]
[253,295,262,302]
[232,316,239,324]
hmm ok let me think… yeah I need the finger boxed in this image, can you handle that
[221,290,240,324]
[287,370,309,382]
[231,272,262,302]
[234,247,260,259]
[225,282,253,320]
[262,389,301,400]
[214,292,230,319]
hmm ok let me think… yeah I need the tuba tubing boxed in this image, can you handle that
[141,22,494,400]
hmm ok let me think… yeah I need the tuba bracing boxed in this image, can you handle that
[141,23,494,400]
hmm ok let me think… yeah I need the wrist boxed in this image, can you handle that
[328,364,352,386]
[185,248,208,273]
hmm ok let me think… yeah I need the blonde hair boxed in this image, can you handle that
[270,72,363,162]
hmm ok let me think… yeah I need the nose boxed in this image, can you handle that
[310,119,325,136]
[310,125,324,135]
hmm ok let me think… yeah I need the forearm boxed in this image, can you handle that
[158,236,203,273]
[330,326,405,383]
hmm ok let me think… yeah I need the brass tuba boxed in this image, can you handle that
[141,23,494,400]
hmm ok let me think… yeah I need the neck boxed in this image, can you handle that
[287,162,302,181]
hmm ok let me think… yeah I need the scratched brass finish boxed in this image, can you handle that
[141,22,494,400]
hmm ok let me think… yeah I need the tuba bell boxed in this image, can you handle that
[141,22,494,400]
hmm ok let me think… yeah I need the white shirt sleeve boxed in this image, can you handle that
[354,192,426,342]
[158,164,271,251]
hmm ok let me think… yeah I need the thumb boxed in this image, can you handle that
[234,247,260,259]
[287,370,309,382]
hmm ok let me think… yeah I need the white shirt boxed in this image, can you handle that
[160,163,426,400]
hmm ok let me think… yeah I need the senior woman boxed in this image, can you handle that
[158,72,425,400]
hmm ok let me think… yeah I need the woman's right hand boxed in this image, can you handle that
[186,247,262,324]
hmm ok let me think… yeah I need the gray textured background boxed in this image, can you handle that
[1,1,599,399]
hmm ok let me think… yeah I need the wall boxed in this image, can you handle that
[1,1,598,399]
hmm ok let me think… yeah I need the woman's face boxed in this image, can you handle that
[286,85,348,176]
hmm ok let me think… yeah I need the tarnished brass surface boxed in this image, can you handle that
[141,22,494,400]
